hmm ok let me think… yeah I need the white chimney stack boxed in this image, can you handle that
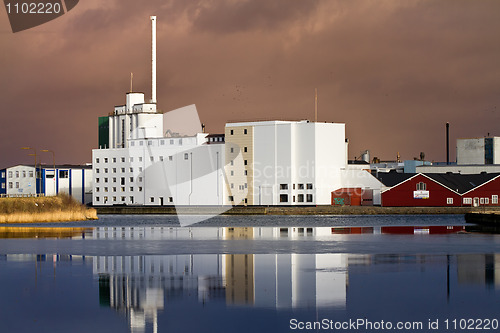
[150,16,157,104]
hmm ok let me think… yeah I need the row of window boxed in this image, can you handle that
[229,128,248,135]
[229,147,248,153]
[95,154,189,166]
[95,186,143,193]
[229,170,248,176]
[95,176,142,184]
[5,171,34,178]
[280,183,313,190]
[129,138,192,147]
[280,194,313,203]
[95,196,174,204]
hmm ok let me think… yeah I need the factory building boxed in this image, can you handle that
[91,16,381,207]
[0,164,92,204]
[379,172,500,207]
[457,137,500,165]
[224,121,348,206]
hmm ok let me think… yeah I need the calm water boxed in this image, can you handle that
[1,215,500,333]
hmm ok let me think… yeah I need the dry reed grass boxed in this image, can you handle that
[0,194,98,223]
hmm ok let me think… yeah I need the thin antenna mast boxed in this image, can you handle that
[130,72,133,92]
[315,88,318,122]
[150,16,157,103]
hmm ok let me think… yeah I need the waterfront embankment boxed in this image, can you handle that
[95,205,500,216]
[0,195,97,223]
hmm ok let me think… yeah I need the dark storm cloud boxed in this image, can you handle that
[187,0,321,33]
[1,0,500,168]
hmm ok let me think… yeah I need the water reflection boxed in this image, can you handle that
[0,226,92,239]
[90,225,468,241]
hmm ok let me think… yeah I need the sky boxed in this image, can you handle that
[1,0,500,168]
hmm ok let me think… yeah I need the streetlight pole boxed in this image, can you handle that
[41,150,56,196]
[21,147,37,196]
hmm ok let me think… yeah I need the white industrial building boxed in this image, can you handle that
[457,137,500,165]
[0,164,92,204]
[92,16,381,207]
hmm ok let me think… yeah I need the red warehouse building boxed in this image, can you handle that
[379,173,500,207]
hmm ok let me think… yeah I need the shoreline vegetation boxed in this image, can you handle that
[0,194,97,223]
[95,205,500,216]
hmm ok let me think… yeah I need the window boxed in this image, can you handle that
[96,178,100,183]
[244,128,248,134]
[169,197,173,203]
[244,170,247,176]
[129,177,134,182]
[112,196,117,202]
[306,194,313,202]
[493,195,498,204]
[121,197,126,202]
[113,177,116,183]
[170,139,174,144]
[230,147,234,153]
[95,197,100,202]
[1,183,4,189]
[160,140,165,145]
[15,182,19,188]
[169,156,173,161]
[230,160,234,166]
[244,147,247,153]
[104,178,108,183]
[244,160,248,165]
[138,177,143,182]
[298,184,304,190]
[230,130,234,135]
[130,157,134,162]
[139,157,143,162]
[231,171,234,176]
[121,168,125,173]
[112,187,117,192]
[298,194,304,202]
[150,156,154,162]
[306,183,313,190]
[22,171,26,178]
[244,183,247,189]
[447,198,453,205]
[138,187,143,192]
[416,182,426,191]
[104,158,108,163]
[280,194,288,202]
[480,198,485,205]
[29,171,33,178]
[160,156,164,161]
[112,168,116,173]
[8,171,13,178]
[280,184,288,190]
[150,197,155,203]
[8,182,12,189]
[104,187,108,192]
[228,196,234,202]
[113,158,116,163]
[139,167,143,172]
[131,142,135,147]
[130,187,134,192]
[148,140,153,146]
[130,167,133,172]
[485,198,490,204]
[15,171,19,178]
[59,170,69,178]
[96,187,100,192]
[184,153,189,160]
[231,183,234,189]
[121,157,125,162]
[96,158,99,163]
[120,177,125,185]
[130,196,134,203]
